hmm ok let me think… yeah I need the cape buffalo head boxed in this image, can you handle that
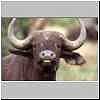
[8,18,87,71]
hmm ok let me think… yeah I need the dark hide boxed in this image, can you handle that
[2,31,86,81]
[2,31,62,81]
[2,54,57,81]
[2,51,85,81]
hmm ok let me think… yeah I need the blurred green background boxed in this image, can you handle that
[1,17,98,81]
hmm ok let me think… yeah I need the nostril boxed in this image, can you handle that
[50,53,54,56]
[42,53,45,56]
[40,50,56,59]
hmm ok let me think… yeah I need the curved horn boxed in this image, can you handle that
[8,18,33,49]
[62,18,87,50]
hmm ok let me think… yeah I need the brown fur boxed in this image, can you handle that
[2,31,86,81]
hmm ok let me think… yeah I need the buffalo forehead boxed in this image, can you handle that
[34,31,60,41]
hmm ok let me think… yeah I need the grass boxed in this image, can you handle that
[56,42,98,81]
[57,61,97,81]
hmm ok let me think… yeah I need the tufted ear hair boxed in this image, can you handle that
[9,48,33,58]
[61,50,86,65]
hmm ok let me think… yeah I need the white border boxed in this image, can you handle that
[0,0,99,99]
[1,81,99,83]
[1,0,100,1]
[0,1,1,99]
[97,1,99,98]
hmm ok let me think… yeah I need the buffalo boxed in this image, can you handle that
[2,18,87,81]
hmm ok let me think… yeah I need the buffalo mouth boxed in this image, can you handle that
[38,59,57,66]
[37,59,59,72]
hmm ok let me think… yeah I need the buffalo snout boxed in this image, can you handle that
[39,50,56,60]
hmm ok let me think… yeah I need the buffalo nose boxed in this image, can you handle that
[39,50,56,59]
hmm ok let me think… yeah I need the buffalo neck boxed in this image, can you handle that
[16,55,57,81]
[31,61,57,81]
[5,54,57,81]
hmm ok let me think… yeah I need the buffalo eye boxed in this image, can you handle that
[50,53,54,56]
[33,44,36,48]
[57,44,61,48]
[55,44,61,48]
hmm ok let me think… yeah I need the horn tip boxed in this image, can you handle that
[12,18,16,21]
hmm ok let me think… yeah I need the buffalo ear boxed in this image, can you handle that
[61,50,86,65]
[9,48,33,57]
